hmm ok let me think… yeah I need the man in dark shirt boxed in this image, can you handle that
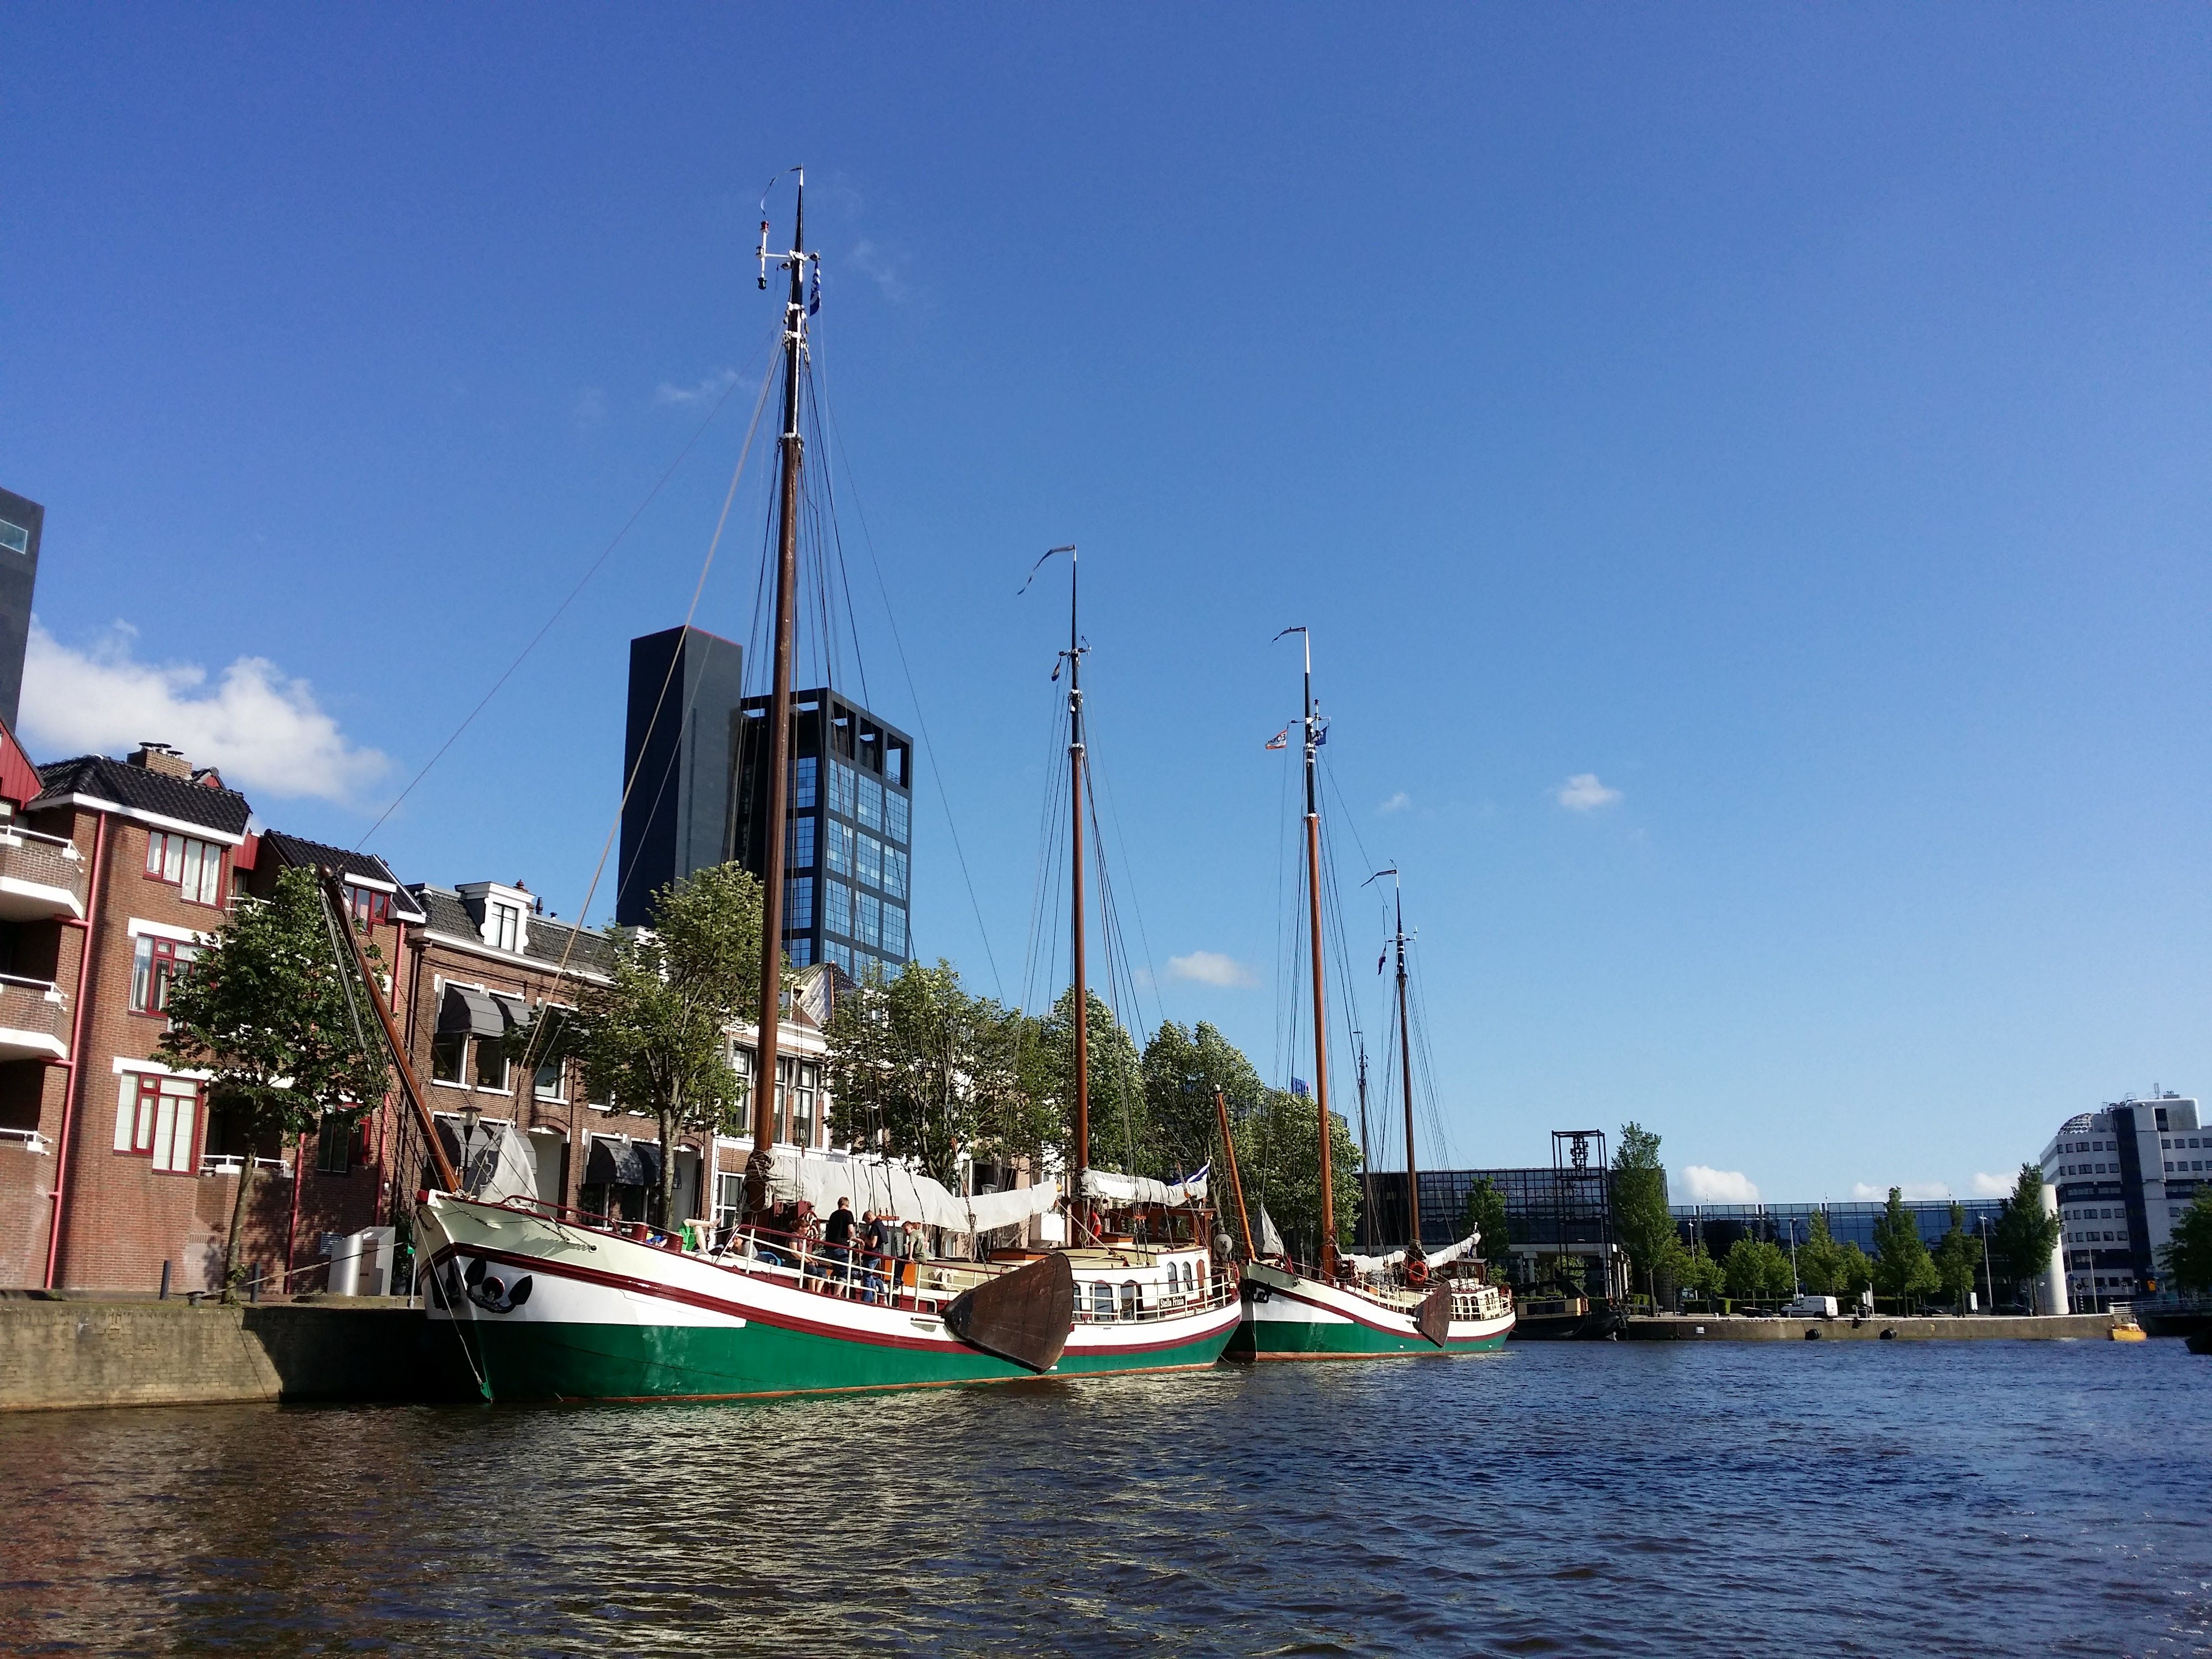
[823,1197,856,1293]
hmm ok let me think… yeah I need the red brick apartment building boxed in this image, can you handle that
[0,734,853,1295]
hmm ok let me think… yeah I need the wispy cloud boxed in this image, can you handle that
[655,368,741,407]
[1166,951,1257,989]
[1378,790,1411,815]
[1556,772,1622,811]
[1680,1165,1759,1203]
[850,240,909,302]
[1850,1180,1953,1201]
[23,622,389,804]
[1970,1172,2014,1198]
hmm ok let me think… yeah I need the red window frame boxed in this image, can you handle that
[129,935,193,1015]
[144,829,227,907]
[122,1073,201,1174]
[347,884,391,927]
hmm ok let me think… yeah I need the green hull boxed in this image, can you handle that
[1224,1317,1509,1361]
[456,1316,1235,1402]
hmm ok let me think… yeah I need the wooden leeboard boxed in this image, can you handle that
[944,1252,1077,1373]
[1415,1285,1453,1347]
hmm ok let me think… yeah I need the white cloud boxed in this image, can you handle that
[1165,951,1256,989]
[1556,772,1622,811]
[850,240,909,302]
[21,622,389,804]
[1850,1180,1953,1201]
[1680,1165,1760,1203]
[655,368,741,407]
[1378,790,1411,815]
[1970,1172,2014,1198]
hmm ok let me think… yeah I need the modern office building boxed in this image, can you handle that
[615,626,745,926]
[2040,1093,2201,1312]
[731,687,913,981]
[0,489,44,730]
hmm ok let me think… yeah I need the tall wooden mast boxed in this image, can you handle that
[1292,627,1335,1275]
[1391,872,1420,1252]
[750,171,811,1181]
[1062,548,1089,1198]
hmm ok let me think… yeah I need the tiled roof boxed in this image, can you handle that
[258,831,427,922]
[31,754,251,838]
[408,884,618,978]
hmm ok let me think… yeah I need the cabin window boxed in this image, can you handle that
[1120,1281,1141,1320]
[1090,1282,1112,1320]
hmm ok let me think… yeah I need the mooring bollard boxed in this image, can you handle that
[159,1260,171,1301]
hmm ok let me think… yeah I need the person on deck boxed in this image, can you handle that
[860,1210,894,1303]
[823,1197,857,1293]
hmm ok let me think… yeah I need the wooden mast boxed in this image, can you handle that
[1295,627,1335,1276]
[1065,548,1088,1199]
[1392,872,1420,1252]
[749,171,810,1193]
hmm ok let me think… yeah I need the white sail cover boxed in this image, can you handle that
[1341,1230,1479,1277]
[769,1148,1058,1235]
[467,1125,541,1206]
[1081,1168,1209,1206]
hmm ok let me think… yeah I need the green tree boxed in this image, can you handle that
[1931,1202,1985,1312]
[1835,1242,1875,1301]
[1026,987,1148,1175]
[1723,1236,1793,1302]
[1611,1122,1675,1299]
[1235,1086,1362,1259]
[157,868,392,1301]
[1141,1020,1265,1181]
[825,959,1041,1186]
[564,864,761,1225]
[2156,1187,2212,1296]
[1459,1176,1510,1264]
[1871,1187,1941,1309]
[1679,1235,1727,1304]
[1991,1164,2063,1302]
[1796,1211,1846,1296]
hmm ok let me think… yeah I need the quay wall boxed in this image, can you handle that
[0,1298,476,1411]
[1625,1313,2123,1342]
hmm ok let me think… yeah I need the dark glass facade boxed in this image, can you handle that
[0,488,42,732]
[733,688,912,982]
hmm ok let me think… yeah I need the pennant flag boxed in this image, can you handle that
[1377,950,1387,975]
[1313,719,1329,746]
[808,264,821,315]
[1265,726,1289,751]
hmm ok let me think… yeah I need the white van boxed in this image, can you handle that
[1784,1294,1839,1319]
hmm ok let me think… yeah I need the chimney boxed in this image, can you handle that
[129,743,192,780]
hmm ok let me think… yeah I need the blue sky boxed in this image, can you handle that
[5,8,2207,1201]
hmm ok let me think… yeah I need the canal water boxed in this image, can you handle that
[3,1339,2207,1656]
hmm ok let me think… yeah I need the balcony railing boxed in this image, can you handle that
[0,975,66,1061]
[198,1153,294,1178]
[0,829,86,921]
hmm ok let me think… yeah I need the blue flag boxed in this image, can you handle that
[1290,1077,1310,1097]
[808,266,821,315]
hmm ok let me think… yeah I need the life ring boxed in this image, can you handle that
[1405,1258,1430,1288]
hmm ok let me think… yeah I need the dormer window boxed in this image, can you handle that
[490,901,521,953]
[457,881,534,955]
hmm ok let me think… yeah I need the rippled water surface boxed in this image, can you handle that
[4,1339,2209,1656]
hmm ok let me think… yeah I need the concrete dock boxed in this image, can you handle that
[1625,1312,2126,1341]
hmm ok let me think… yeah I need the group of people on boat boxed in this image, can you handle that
[727,1194,935,1304]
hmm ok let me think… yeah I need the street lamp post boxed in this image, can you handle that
[1787,1216,1800,1297]
[1978,1213,1997,1315]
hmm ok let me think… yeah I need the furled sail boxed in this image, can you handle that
[1340,1231,1479,1277]
[1256,1204,1287,1258]
[1081,1168,1209,1206]
[768,1148,1059,1235]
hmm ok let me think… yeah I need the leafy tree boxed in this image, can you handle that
[1676,1233,1726,1303]
[1931,1202,1985,1312]
[1796,1211,1846,1296]
[1459,1177,1510,1264]
[564,864,761,1225]
[825,959,1040,1186]
[1025,987,1148,1175]
[1141,1020,1265,1182]
[1235,1085,1362,1260]
[1991,1164,2063,1298]
[2157,1187,2212,1296]
[1723,1236,1793,1302]
[1871,1187,1941,1309]
[1611,1122,1675,1299]
[1835,1242,1875,1301]
[157,868,392,1302]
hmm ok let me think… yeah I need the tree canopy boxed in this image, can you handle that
[1459,1177,1509,1264]
[562,863,761,1224]
[158,867,392,1299]
[1234,1085,1362,1259]
[1871,1187,1941,1308]
[2157,1187,2212,1296]
[1931,1202,1985,1312]
[1611,1122,1674,1298]
[1723,1236,1794,1301]
[1140,1020,1264,1182]
[1990,1164,2063,1294]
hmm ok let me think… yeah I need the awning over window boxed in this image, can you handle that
[438,984,508,1038]
[584,1136,663,1189]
